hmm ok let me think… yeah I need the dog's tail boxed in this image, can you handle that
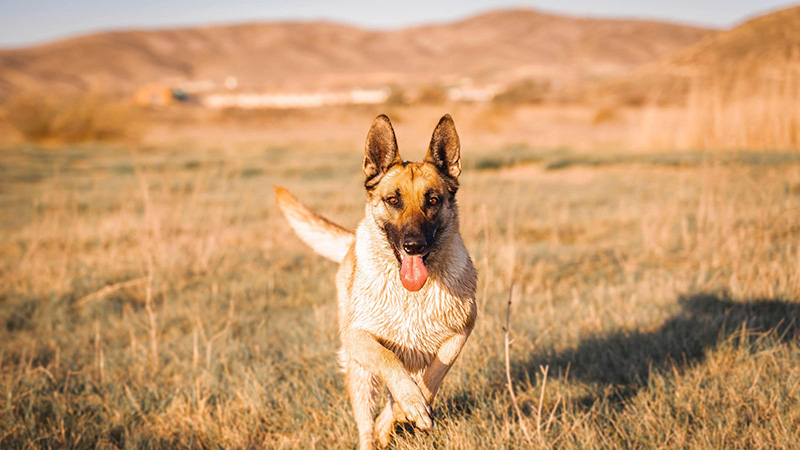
[274,186,355,263]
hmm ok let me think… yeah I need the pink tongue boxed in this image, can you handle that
[400,254,428,291]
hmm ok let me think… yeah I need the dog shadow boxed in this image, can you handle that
[513,293,800,406]
[394,293,800,445]
[439,293,799,418]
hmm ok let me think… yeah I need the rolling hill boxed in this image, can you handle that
[0,9,712,98]
[594,5,800,104]
[657,5,800,77]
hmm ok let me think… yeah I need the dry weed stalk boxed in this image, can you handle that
[94,320,105,383]
[204,296,236,369]
[144,253,158,370]
[504,283,563,448]
[75,277,147,307]
[136,168,160,371]
[503,284,535,445]
[478,205,491,316]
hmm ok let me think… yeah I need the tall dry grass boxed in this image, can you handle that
[683,72,800,150]
[633,69,800,151]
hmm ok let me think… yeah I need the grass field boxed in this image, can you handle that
[1,142,799,449]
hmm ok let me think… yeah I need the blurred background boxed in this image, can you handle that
[2,2,800,449]
[1,0,799,151]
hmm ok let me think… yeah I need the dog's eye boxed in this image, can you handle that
[386,197,399,206]
[428,196,439,206]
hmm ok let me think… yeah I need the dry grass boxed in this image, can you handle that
[1,141,799,449]
[682,74,800,150]
[415,85,449,105]
[2,93,137,145]
[493,79,550,104]
[121,77,800,155]
[632,73,800,151]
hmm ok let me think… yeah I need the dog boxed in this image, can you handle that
[274,114,477,449]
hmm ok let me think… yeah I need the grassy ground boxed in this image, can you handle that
[1,142,799,449]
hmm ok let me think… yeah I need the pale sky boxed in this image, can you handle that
[0,0,796,49]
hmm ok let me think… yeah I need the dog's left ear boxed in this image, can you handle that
[425,114,461,183]
[364,115,402,190]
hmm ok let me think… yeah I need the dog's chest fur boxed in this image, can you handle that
[355,276,470,372]
[339,219,477,374]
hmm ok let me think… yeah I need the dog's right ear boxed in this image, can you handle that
[363,115,402,190]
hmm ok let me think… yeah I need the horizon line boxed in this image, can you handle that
[0,4,739,51]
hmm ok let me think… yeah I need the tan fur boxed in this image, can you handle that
[274,186,354,263]
[275,115,477,450]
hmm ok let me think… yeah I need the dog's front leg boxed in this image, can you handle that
[418,330,472,402]
[374,330,472,447]
[344,358,378,450]
[341,329,433,432]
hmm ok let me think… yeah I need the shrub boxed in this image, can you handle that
[492,79,550,104]
[415,85,448,104]
[385,86,408,106]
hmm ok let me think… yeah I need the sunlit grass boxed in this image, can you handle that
[1,143,799,449]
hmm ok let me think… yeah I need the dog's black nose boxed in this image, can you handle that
[402,238,427,255]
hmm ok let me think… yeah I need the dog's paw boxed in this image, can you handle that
[394,393,433,430]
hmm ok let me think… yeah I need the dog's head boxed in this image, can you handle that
[363,114,462,292]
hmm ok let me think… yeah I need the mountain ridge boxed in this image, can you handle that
[0,8,713,98]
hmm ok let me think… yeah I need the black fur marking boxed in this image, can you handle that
[382,215,440,265]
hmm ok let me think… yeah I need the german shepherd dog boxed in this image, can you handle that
[274,114,477,449]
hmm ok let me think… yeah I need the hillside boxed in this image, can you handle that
[0,9,712,98]
[595,5,800,104]
[659,5,800,76]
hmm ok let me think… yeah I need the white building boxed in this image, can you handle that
[202,88,391,109]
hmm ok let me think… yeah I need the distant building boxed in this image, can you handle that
[202,88,391,109]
